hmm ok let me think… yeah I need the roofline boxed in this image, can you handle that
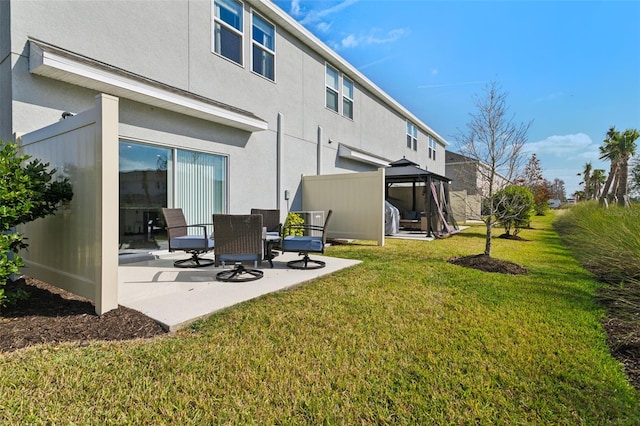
[254,0,449,147]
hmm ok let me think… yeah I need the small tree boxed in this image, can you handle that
[0,142,73,307]
[455,80,532,256]
[493,185,534,236]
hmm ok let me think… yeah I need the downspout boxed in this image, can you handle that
[276,112,282,210]
[317,126,322,175]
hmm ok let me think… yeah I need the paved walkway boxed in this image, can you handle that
[118,252,361,331]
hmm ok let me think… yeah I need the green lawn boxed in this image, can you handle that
[1,213,639,425]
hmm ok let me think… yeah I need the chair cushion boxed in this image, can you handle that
[218,254,260,263]
[265,231,280,238]
[170,235,214,250]
[282,236,324,252]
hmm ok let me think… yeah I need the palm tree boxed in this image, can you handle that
[599,126,639,206]
[590,169,606,200]
[599,126,622,206]
[577,162,592,199]
[614,128,639,206]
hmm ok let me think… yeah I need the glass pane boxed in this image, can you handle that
[119,141,171,251]
[252,14,274,50]
[326,88,338,111]
[215,0,242,31]
[215,24,242,64]
[326,66,338,90]
[343,98,353,119]
[343,78,353,99]
[252,45,274,80]
[406,134,412,148]
[176,150,227,236]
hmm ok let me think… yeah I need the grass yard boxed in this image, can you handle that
[1,213,639,424]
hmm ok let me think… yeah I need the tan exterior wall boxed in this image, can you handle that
[17,94,119,314]
[301,169,385,246]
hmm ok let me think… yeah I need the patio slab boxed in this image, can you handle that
[118,252,361,331]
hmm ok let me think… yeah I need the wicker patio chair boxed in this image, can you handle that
[213,214,264,282]
[161,208,214,268]
[281,209,333,269]
[251,208,282,264]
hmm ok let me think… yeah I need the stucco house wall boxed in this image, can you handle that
[3,0,448,229]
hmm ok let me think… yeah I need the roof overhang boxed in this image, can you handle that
[28,40,268,133]
[337,143,390,167]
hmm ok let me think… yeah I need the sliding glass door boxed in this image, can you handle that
[119,141,227,251]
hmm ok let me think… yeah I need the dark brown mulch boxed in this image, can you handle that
[602,317,640,389]
[497,233,528,241]
[0,277,168,353]
[447,253,528,275]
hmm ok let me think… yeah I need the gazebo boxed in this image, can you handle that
[385,158,459,238]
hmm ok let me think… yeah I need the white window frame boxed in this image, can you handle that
[428,136,437,160]
[325,64,340,113]
[212,0,244,66]
[407,121,418,151]
[342,77,354,119]
[325,63,355,119]
[251,10,276,81]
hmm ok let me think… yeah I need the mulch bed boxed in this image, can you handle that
[0,277,168,353]
[447,253,528,275]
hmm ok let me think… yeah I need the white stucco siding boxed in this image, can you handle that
[10,0,190,89]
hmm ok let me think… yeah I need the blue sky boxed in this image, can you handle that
[272,0,640,196]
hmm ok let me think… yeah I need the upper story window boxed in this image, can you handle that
[343,77,354,119]
[326,65,340,112]
[428,136,437,160]
[252,12,275,80]
[213,0,243,65]
[326,64,355,119]
[407,121,418,151]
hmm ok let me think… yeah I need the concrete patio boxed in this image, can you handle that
[118,251,361,331]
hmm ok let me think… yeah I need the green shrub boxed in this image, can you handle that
[283,212,304,236]
[0,142,73,307]
[492,185,534,236]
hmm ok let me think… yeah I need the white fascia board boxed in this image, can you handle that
[29,43,268,133]
[337,144,390,167]
[254,0,448,146]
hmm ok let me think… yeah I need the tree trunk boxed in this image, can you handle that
[484,220,492,256]
[599,162,618,205]
[616,159,629,207]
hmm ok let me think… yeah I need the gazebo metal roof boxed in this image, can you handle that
[384,158,450,184]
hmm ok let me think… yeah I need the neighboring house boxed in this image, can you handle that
[0,0,448,313]
[445,150,509,222]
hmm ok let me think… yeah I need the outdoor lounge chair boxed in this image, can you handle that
[281,209,332,269]
[251,208,282,261]
[250,208,282,236]
[161,208,214,268]
[213,214,264,282]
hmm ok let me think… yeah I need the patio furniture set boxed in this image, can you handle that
[161,208,333,282]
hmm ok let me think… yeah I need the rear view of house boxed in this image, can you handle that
[0,0,448,313]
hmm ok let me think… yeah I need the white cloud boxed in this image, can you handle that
[524,133,599,161]
[290,0,301,16]
[338,28,409,49]
[315,21,332,34]
[341,34,358,48]
[524,134,610,195]
[299,0,359,25]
